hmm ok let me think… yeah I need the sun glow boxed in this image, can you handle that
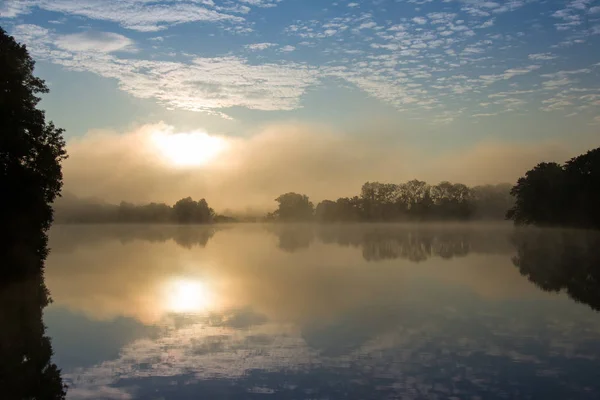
[151,130,227,167]
[165,279,214,313]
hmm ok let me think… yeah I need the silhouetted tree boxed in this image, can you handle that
[0,26,67,398]
[506,162,567,226]
[564,148,600,228]
[173,197,214,224]
[273,192,314,221]
[360,182,400,220]
[507,148,600,229]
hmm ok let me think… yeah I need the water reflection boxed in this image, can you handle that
[0,272,66,399]
[42,224,600,399]
[512,228,600,312]
[164,279,215,313]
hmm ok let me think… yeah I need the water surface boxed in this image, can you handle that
[44,223,600,399]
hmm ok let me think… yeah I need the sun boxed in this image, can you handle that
[165,279,213,313]
[151,130,227,167]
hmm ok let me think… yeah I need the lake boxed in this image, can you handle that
[43,223,600,399]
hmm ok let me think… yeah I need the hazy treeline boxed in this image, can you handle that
[54,181,512,224]
[54,195,219,224]
[268,181,513,222]
[507,147,600,229]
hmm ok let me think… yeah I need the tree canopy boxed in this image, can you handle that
[0,26,67,399]
[269,181,512,222]
[507,148,600,229]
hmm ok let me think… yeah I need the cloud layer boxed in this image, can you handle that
[4,0,600,123]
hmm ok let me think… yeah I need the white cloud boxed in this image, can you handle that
[239,0,281,8]
[412,16,428,25]
[279,45,296,52]
[13,25,319,116]
[528,53,558,61]
[479,65,540,85]
[0,0,33,17]
[55,31,136,53]
[2,0,244,31]
[245,42,276,51]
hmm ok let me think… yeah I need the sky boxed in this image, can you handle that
[2,0,600,209]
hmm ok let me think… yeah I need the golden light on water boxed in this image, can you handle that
[150,130,227,167]
[164,279,214,313]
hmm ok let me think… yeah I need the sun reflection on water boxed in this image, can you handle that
[164,279,215,314]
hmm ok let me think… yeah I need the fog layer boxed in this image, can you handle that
[62,122,588,211]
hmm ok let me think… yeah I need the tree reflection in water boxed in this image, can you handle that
[512,228,600,312]
[0,272,66,399]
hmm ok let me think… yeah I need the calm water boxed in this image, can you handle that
[43,223,600,399]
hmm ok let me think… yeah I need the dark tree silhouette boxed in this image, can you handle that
[512,228,600,311]
[173,197,214,224]
[0,27,67,398]
[506,162,567,226]
[507,148,600,229]
[272,192,314,221]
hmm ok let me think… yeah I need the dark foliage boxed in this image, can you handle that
[0,27,67,399]
[270,181,512,222]
[54,194,216,224]
[507,148,600,229]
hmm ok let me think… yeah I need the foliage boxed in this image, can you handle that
[272,192,315,221]
[173,197,215,224]
[54,195,217,224]
[271,181,511,222]
[0,26,67,398]
[507,148,600,229]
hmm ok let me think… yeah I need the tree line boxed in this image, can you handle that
[268,181,513,222]
[55,196,218,224]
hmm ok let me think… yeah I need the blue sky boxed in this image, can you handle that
[2,0,600,205]
[2,0,600,135]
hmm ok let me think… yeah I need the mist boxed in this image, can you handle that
[62,121,588,213]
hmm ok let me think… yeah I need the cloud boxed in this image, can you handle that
[55,31,136,53]
[61,122,593,212]
[479,65,540,85]
[244,42,276,51]
[12,25,318,115]
[528,53,558,61]
[2,0,248,31]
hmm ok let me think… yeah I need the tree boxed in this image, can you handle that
[0,27,67,398]
[564,148,600,228]
[360,182,400,221]
[506,148,600,229]
[173,197,214,224]
[431,182,474,220]
[398,180,433,220]
[506,162,567,226]
[273,192,314,221]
